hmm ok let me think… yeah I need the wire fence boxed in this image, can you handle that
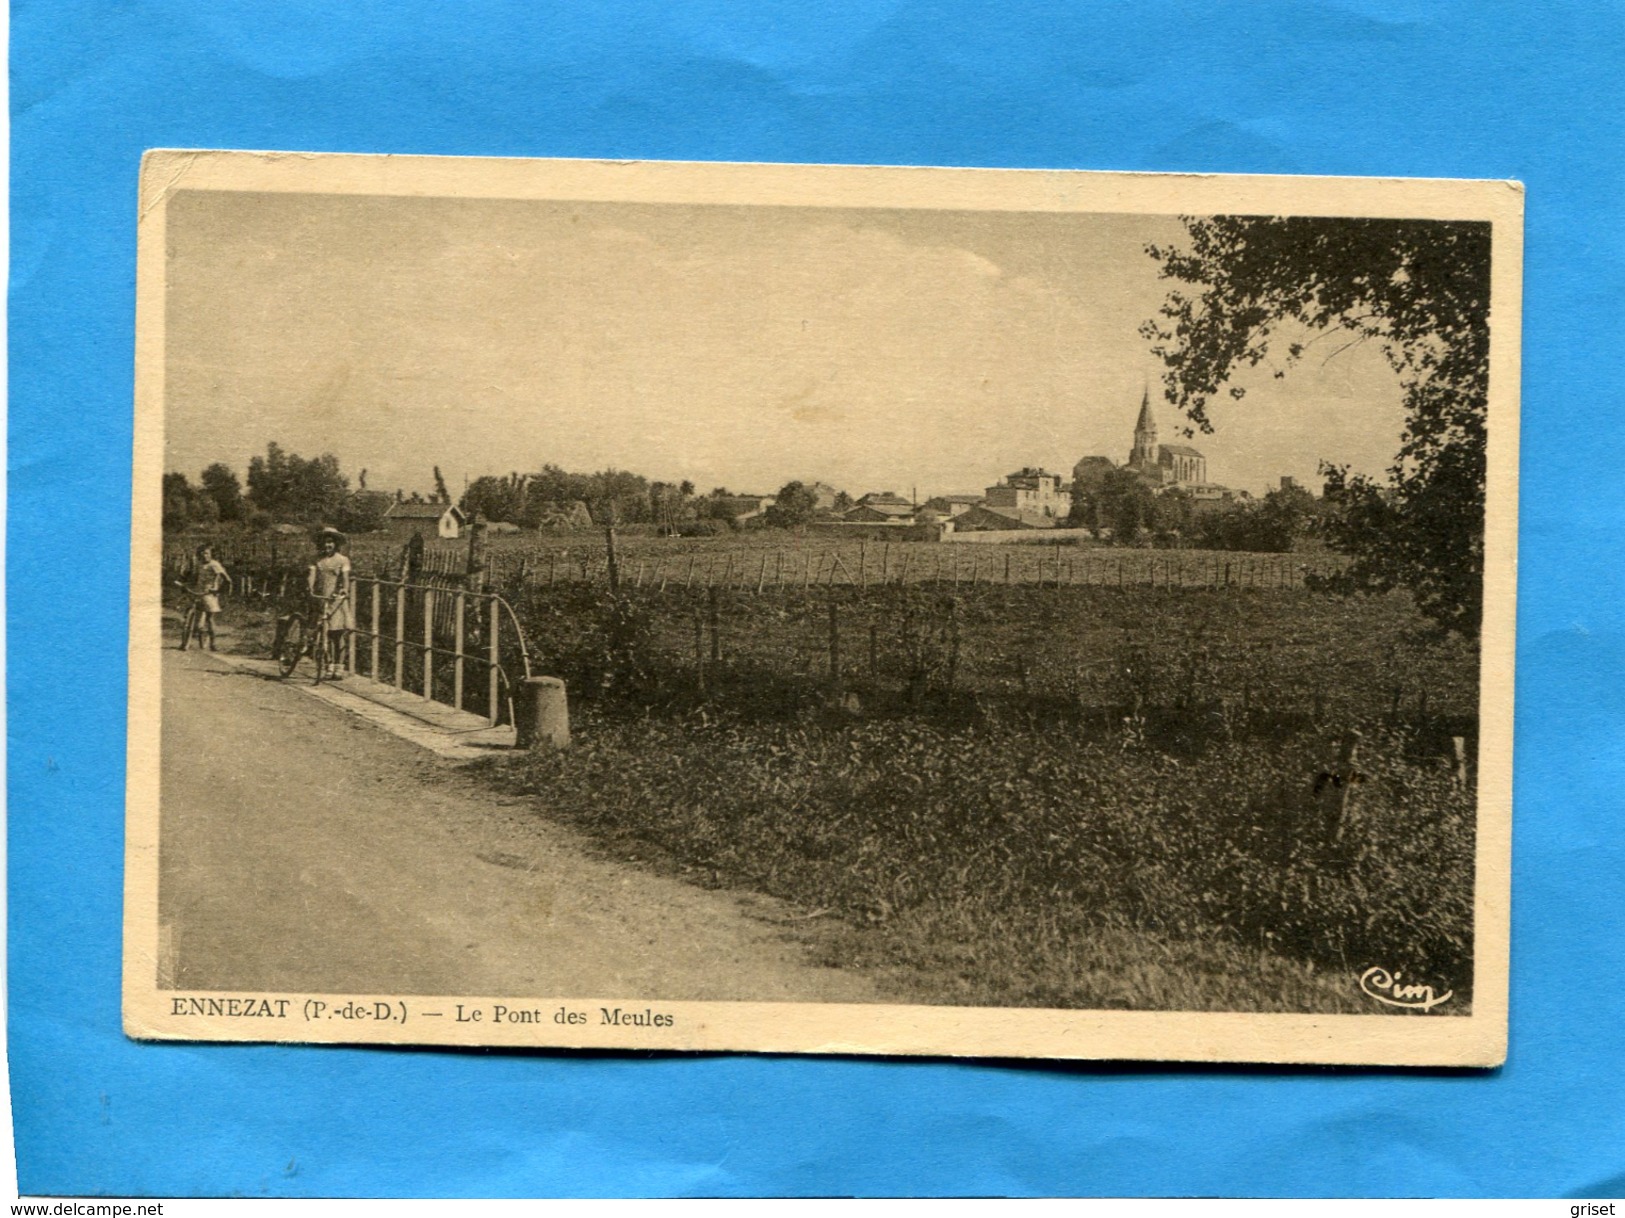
[162,531,1473,747]
[165,533,1351,597]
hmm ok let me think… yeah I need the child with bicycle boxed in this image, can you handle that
[306,527,354,677]
[179,543,231,651]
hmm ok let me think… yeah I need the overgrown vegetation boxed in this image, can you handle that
[495,703,1471,1012]
[479,579,1477,1012]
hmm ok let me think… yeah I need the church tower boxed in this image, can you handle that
[1129,386,1158,469]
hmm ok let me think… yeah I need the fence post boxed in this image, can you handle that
[860,540,868,589]
[369,581,381,678]
[393,582,406,690]
[477,600,497,724]
[454,591,466,711]
[827,597,841,695]
[1321,731,1363,852]
[869,622,879,679]
[694,610,707,693]
[756,553,768,593]
[883,543,891,584]
[605,526,620,592]
[775,548,784,589]
[708,585,721,663]
[422,588,435,699]
[517,677,570,750]
[946,599,960,691]
[1006,552,1012,585]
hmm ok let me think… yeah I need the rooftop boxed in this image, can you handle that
[385,501,462,519]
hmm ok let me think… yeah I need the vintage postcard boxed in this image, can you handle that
[125,152,1519,1064]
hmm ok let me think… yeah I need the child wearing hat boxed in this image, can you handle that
[307,528,354,676]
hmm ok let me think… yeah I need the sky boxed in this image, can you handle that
[164,190,1410,500]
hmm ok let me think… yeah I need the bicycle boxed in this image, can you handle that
[173,581,209,651]
[276,593,348,682]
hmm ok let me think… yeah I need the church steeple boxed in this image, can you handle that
[1129,384,1159,468]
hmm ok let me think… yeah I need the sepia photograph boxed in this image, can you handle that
[124,153,1518,1063]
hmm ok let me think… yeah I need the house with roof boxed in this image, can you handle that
[954,503,1058,532]
[383,499,467,541]
[805,481,842,510]
[712,493,776,521]
[983,468,1071,519]
[844,491,915,522]
[920,493,985,518]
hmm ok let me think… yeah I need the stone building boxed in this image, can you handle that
[1072,388,1213,495]
[1127,389,1208,486]
[983,468,1071,518]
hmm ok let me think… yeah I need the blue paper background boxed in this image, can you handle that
[9,0,1624,1197]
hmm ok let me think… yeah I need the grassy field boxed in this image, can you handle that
[171,525,1477,1013]
[486,698,1472,1013]
[485,578,1477,1013]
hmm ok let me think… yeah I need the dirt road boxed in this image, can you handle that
[158,649,881,1002]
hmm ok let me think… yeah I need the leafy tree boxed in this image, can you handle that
[162,472,218,533]
[699,499,739,524]
[832,490,854,513]
[648,481,693,533]
[462,474,525,524]
[1141,216,1491,635]
[1085,467,1156,545]
[246,442,350,524]
[336,490,394,534]
[1194,484,1316,553]
[432,465,451,504]
[765,481,819,528]
[199,462,244,522]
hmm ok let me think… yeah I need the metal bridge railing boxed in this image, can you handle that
[347,577,533,728]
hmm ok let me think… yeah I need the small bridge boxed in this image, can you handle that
[341,576,535,731]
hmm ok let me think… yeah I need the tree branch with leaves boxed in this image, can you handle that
[1140,215,1492,636]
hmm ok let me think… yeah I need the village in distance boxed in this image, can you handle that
[164,384,1323,558]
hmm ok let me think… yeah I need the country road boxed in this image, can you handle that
[157,648,884,1003]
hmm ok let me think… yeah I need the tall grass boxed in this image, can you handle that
[497,709,1472,1012]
